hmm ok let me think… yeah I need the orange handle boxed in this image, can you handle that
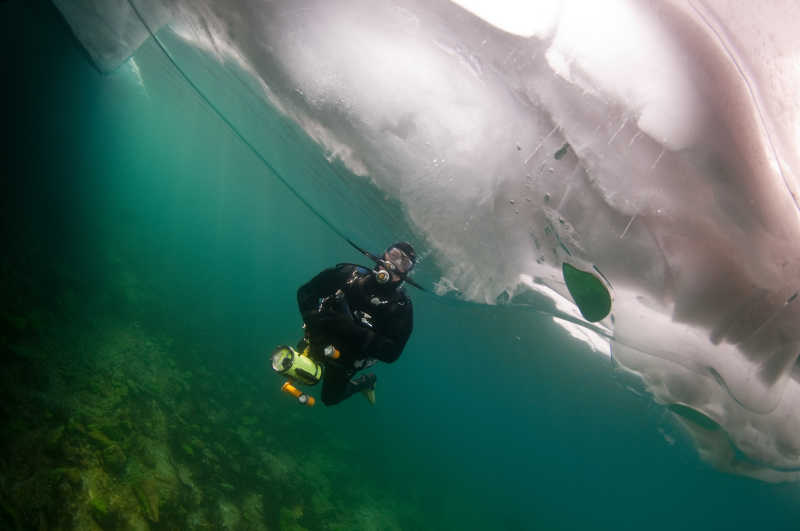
[281,381,315,406]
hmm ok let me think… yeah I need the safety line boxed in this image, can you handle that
[125,0,355,246]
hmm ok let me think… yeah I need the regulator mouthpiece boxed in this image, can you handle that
[375,269,391,284]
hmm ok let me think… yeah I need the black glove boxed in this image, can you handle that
[302,309,373,360]
[303,310,358,337]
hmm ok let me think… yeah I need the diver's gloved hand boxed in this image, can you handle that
[302,310,360,338]
[302,309,374,361]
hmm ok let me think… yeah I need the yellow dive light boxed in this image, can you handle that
[271,345,323,386]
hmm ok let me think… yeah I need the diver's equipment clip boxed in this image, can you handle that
[324,345,341,359]
[354,310,374,328]
[318,289,353,317]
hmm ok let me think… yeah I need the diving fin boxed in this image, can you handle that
[361,386,376,405]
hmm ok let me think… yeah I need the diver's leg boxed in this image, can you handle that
[321,366,353,406]
[351,373,377,405]
[321,369,376,406]
[349,373,376,392]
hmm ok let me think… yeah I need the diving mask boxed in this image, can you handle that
[375,247,415,283]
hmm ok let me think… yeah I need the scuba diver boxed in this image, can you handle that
[293,242,417,406]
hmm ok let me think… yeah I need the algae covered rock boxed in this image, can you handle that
[241,493,267,530]
[132,479,160,523]
[218,499,241,530]
[86,428,115,449]
[44,425,65,456]
[0,493,22,531]
[104,418,133,442]
[181,442,195,457]
[101,444,127,474]
[279,505,308,531]
[89,495,119,528]
[52,467,83,486]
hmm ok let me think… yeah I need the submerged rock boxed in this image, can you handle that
[132,480,160,523]
[44,425,65,455]
[279,505,307,531]
[0,493,22,531]
[101,445,127,474]
[218,499,241,530]
[86,429,115,449]
[52,467,83,486]
[89,495,118,528]
[241,494,267,530]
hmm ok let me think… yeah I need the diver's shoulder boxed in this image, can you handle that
[395,287,412,306]
[335,262,371,276]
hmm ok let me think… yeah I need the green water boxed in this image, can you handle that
[3,1,799,529]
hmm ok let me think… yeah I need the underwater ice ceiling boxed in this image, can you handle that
[53,0,800,481]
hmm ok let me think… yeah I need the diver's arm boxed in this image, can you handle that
[361,300,413,363]
[302,302,412,363]
[297,267,345,315]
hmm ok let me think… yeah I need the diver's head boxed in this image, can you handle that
[374,242,416,286]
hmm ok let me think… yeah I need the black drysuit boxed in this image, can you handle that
[297,264,413,405]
